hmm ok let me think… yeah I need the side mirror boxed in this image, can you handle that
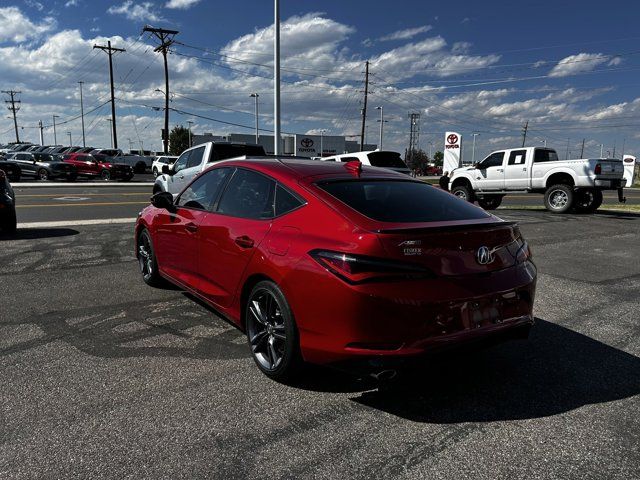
[162,164,172,175]
[151,191,175,212]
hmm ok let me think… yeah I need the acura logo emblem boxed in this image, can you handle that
[476,246,494,265]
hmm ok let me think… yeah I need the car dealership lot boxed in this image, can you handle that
[0,210,638,479]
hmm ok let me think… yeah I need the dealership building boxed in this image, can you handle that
[192,132,377,157]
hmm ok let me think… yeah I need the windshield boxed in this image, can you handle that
[367,152,408,169]
[318,180,490,223]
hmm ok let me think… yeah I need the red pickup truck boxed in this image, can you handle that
[64,153,134,181]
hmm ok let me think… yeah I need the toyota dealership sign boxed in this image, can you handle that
[443,131,462,174]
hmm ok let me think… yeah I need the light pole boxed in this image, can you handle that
[319,129,327,157]
[78,81,86,147]
[250,93,259,144]
[52,115,59,144]
[471,133,480,164]
[273,0,281,155]
[540,139,547,147]
[107,118,114,148]
[428,141,433,158]
[375,106,384,150]
[599,144,604,158]
[127,138,134,152]
[67,131,72,146]
[187,120,193,147]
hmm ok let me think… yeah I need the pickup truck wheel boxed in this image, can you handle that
[451,185,475,202]
[100,169,111,181]
[478,196,503,210]
[574,189,603,213]
[544,184,574,213]
[152,167,159,177]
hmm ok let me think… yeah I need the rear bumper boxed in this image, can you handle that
[594,178,624,189]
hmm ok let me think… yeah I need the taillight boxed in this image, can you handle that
[594,163,602,175]
[309,249,432,284]
[516,240,532,263]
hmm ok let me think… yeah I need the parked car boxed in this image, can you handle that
[136,158,536,381]
[0,159,22,182]
[321,150,411,176]
[91,148,152,173]
[44,146,68,155]
[64,153,133,181]
[448,147,626,213]
[152,155,178,177]
[5,152,77,181]
[153,141,266,196]
[0,169,16,233]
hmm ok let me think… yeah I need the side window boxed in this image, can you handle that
[187,146,206,168]
[173,151,191,173]
[534,149,559,163]
[508,150,527,165]
[217,169,276,220]
[480,152,505,169]
[177,167,232,211]
[275,184,304,216]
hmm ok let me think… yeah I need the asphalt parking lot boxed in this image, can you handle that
[1,210,639,479]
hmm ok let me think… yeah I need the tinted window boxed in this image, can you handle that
[339,157,359,163]
[208,144,266,163]
[186,146,206,168]
[318,180,490,223]
[534,149,559,163]
[217,169,275,219]
[480,152,505,168]
[275,185,304,216]
[177,168,231,211]
[508,150,527,165]
[173,151,190,172]
[368,152,408,168]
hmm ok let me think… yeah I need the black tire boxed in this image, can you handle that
[134,162,146,174]
[544,184,574,213]
[137,229,164,287]
[152,167,159,177]
[477,195,503,210]
[100,169,111,181]
[67,174,77,182]
[574,189,603,213]
[37,168,49,181]
[245,281,303,382]
[152,185,163,195]
[451,184,475,202]
[1,209,17,233]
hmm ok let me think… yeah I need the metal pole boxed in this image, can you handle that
[107,118,113,148]
[38,120,44,145]
[376,106,383,150]
[472,133,479,164]
[250,93,259,143]
[600,144,604,158]
[52,115,59,144]
[187,120,193,147]
[273,0,281,155]
[319,129,326,157]
[107,41,118,149]
[67,131,72,146]
[79,81,86,147]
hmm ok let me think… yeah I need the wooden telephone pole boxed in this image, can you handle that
[2,90,21,143]
[93,41,125,149]
[359,61,370,151]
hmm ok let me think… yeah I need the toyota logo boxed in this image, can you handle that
[301,138,314,148]
[447,134,458,145]
[476,246,494,265]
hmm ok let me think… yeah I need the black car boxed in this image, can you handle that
[0,159,21,182]
[5,152,77,181]
[0,170,16,233]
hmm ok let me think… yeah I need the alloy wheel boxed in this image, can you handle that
[247,289,287,371]
[138,234,153,280]
[549,189,568,209]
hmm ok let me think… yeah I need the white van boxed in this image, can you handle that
[321,150,411,175]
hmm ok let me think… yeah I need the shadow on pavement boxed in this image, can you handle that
[0,228,80,240]
[351,318,640,422]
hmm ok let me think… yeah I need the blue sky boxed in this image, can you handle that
[1,0,640,158]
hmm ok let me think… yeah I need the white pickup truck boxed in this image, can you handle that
[448,147,626,213]
[153,141,266,196]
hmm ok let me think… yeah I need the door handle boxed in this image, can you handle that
[522,168,527,171]
[185,222,198,233]
[235,236,255,248]
[497,169,504,172]
[179,175,184,179]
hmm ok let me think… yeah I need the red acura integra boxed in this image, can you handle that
[135,158,536,381]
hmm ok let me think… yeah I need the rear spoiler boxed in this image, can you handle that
[376,221,517,234]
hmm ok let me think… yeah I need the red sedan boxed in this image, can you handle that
[135,158,536,381]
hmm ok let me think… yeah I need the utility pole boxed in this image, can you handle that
[359,60,370,151]
[38,120,44,145]
[78,81,86,147]
[67,131,72,146]
[319,129,327,157]
[93,40,125,149]
[273,0,281,155]
[52,115,59,144]
[187,120,193,147]
[472,133,480,164]
[566,138,570,159]
[2,90,21,143]
[599,143,604,158]
[250,93,259,143]
[375,106,384,150]
[521,120,528,147]
[107,118,114,148]
[407,112,421,167]
[580,138,585,158]
[127,138,134,152]
[143,26,179,154]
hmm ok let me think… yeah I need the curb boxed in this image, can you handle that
[13,182,153,188]
[17,218,137,229]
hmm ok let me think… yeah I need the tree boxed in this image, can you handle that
[405,149,430,175]
[169,125,189,156]
[433,150,444,167]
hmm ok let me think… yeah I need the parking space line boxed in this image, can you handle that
[16,192,150,197]
[17,218,137,228]
[16,201,149,208]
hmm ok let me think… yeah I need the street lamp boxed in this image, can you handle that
[540,139,547,147]
[471,133,480,164]
[106,118,113,148]
[187,120,193,147]
[319,129,327,158]
[250,93,259,144]
[52,115,60,145]
[67,131,72,146]
[428,141,433,158]
[375,106,384,150]
[598,143,604,158]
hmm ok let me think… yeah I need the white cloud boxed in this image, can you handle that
[25,0,44,11]
[107,1,163,22]
[65,0,80,7]
[0,7,55,44]
[379,25,432,42]
[549,53,611,78]
[165,0,200,8]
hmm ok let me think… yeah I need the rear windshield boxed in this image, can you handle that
[367,151,408,169]
[318,180,491,222]
[534,149,559,163]
[209,144,266,162]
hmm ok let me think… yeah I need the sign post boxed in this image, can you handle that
[622,155,636,187]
